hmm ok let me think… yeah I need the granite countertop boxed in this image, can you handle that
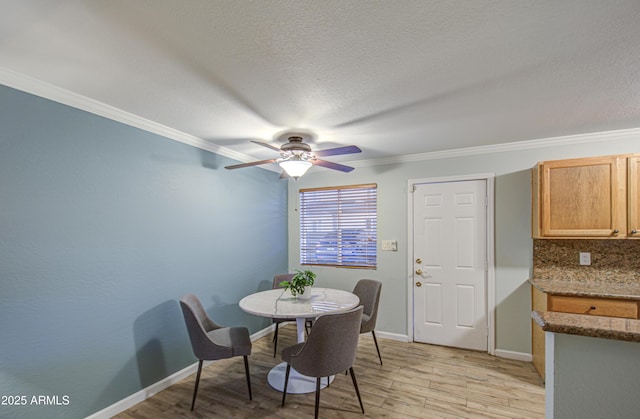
[529,277,640,300]
[532,310,640,342]
[530,277,640,342]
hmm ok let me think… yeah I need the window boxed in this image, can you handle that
[299,183,377,269]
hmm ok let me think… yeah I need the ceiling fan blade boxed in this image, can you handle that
[250,140,282,152]
[313,145,362,157]
[225,158,278,170]
[312,159,355,173]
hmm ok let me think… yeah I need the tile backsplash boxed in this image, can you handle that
[533,239,640,283]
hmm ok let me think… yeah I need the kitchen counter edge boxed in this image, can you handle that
[531,310,640,342]
[529,277,640,300]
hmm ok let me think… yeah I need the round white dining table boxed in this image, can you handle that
[239,287,360,393]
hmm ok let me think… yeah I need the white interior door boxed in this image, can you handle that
[412,180,487,351]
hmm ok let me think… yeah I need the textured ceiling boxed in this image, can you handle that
[2,0,640,170]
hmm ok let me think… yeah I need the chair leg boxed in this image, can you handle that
[273,324,279,357]
[281,364,291,407]
[371,330,383,365]
[349,367,365,414]
[243,355,252,400]
[314,377,321,419]
[190,360,203,411]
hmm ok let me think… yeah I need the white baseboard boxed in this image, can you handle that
[250,323,279,341]
[494,349,532,362]
[85,362,196,419]
[375,333,532,363]
[374,330,410,342]
[368,330,531,362]
[84,325,276,419]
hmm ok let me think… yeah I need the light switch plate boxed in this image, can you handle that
[579,252,591,265]
[381,240,397,251]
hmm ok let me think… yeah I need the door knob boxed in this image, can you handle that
[415,258,422,264]
[416,282,422,287]
[631,229,638,235]
[416,269,422,275]
[613,229,619,235]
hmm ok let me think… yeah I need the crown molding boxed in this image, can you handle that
[0,66,279,170]
[344,127,640,168]
[3,66,638,171]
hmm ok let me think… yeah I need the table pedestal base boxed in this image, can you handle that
[267,362,334,394]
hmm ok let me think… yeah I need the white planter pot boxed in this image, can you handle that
[297,286,312,300]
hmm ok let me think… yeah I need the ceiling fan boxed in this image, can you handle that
[224,136,362,178]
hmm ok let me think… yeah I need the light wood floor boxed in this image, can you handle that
[115,325,545,418]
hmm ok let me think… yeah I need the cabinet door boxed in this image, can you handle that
[531,286,547,380]
[539,156,626,237]
[629,156,640,238]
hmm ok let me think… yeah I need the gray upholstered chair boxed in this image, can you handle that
[281,306,365,418]
[353,279,383,365]
[179,293,252,411]
[272,273,294,357]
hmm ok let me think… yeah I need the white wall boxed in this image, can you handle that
[287,130,639,354]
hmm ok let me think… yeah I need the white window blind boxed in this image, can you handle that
[299,184,377,268]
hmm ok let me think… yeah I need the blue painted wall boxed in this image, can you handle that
[0,85,288,418]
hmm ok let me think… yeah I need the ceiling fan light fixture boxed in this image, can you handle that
[279,156,312,178]
[225,135,360,176]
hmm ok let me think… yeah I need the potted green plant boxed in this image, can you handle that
[280,269,316,299]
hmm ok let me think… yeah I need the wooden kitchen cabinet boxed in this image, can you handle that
[531,286,547,380]
[532,154,640,238]
[531,287,640,381]
[629,156,640,238]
